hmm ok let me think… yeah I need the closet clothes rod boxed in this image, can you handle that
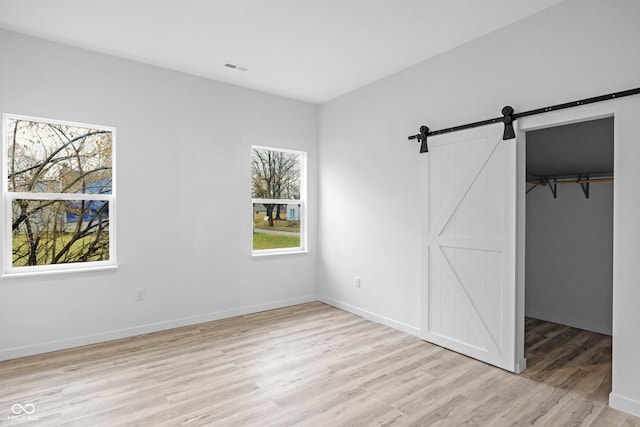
[526,176,613,199]
[526,177,613,186]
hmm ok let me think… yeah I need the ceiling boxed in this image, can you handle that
[0,0,565,104]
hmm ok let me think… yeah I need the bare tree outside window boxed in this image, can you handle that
[4,116,115,272]
[251,147,304,252]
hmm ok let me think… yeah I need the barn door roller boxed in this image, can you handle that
[408,87,640,153]
[407,126,429,153]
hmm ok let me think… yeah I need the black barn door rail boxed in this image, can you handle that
[408,87,640,153]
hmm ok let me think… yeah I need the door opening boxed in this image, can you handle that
[522,117,613,394]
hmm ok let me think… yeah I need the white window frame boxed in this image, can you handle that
[2,114,117,277]
[251,145,307,256]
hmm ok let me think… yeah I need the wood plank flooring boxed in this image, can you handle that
[0,302,638,426]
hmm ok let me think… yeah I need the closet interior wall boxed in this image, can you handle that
[524,117,614,335]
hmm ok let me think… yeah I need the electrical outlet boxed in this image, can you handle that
[355,276,361,288]
[136,289,145,301]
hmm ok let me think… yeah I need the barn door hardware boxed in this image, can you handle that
[408,126,429,153]
[407,86,640,153]
[502,106,515,140]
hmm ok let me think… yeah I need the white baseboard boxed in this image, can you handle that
[0,295,316,361]
[610,393,640,418]
[525,308,612,335]
[318,296,420,337]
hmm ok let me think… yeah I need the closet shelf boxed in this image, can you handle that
[526,173,613,199]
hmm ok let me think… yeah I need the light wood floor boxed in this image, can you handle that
[0,302,638,426]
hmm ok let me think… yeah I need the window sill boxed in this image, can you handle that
[2,265,118,279]
[251,250,309,258]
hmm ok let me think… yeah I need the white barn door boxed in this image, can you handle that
[420,123,520,372]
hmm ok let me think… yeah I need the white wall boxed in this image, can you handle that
[3,0,640,418]
[525,182,613,335]
[319,0,640,416]
[0,29,318,360]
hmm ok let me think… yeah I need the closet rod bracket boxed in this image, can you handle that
[578,176,590,199]
[543,177,557,199]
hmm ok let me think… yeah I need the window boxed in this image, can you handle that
[251,146,306,254]
[3,114,116,275]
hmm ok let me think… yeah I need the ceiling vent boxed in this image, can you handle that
[224,62,248,72]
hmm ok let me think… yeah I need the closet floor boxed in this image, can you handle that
[522,317,621,424]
